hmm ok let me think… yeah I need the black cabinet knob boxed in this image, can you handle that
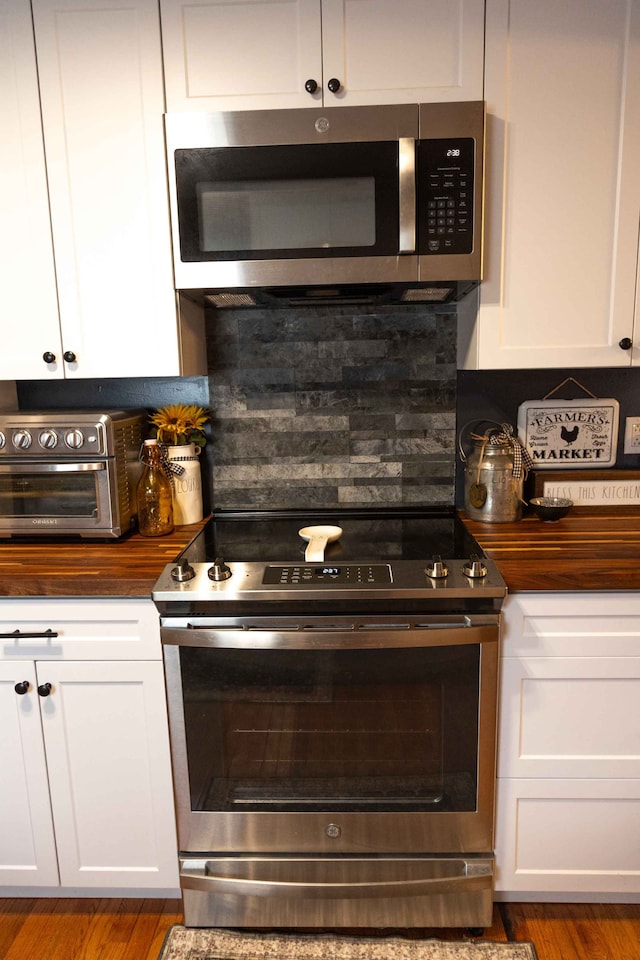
[619,337,633,350]
[327,78,341,93]
[42,351,56,364]
[15,680,30,695]
[63,350,77,363]
[37,682,52,697]
[304,78,318,94]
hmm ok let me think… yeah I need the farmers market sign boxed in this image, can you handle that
[517,398,619,469]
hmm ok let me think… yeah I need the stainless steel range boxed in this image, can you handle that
[152,508,506,930]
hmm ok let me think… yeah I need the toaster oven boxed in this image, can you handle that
[0,410,146,538]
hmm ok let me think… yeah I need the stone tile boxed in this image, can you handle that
[206,303,458,509]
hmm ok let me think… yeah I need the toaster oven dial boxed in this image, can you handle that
[12,429,32,450]
[64,429,84,450]
[0,432,5,450]
[39,429,59,450]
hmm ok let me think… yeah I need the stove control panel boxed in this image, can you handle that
[263,564,393,586]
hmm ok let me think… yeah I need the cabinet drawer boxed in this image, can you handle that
[498,656,640,779]
[0,599,161,660]
[502,593,640,658]
[495,778,640,894]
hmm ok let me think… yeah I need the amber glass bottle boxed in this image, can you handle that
[136,439,174,537]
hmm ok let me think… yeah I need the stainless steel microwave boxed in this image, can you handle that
[165,101,485,306]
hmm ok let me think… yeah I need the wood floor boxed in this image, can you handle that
[0,898,639,960]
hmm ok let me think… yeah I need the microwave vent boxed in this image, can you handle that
[401,287,453,303]
[206,292,258,308]
[200,280,477,309]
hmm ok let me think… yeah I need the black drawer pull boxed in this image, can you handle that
[0,628,59,639]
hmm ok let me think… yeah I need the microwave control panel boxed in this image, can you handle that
[418,137,475,255]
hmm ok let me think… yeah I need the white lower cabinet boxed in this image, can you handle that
[0,599,178,892]
[495,593,640,898]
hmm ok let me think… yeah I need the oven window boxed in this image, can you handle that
[179,645,480,814]
[174,141,399,261]
[0,473,98,518]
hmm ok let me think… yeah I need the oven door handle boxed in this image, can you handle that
[180,858,492,899]
[161,621,498,650]
[0,462,106,473]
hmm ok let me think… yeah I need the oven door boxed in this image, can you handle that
[165,107,419,289]
[162,614,499,858]
[0,460,119,536]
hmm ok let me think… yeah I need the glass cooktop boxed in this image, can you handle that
[180,507,483,566]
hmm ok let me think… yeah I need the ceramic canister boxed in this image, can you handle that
[165,443,203,525]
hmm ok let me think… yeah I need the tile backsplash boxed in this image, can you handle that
[206,304,458,509]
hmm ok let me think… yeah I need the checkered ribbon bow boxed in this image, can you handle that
[488,423,534,479]
[158,443,185,479]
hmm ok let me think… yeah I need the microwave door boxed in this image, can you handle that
[168,134,419,290]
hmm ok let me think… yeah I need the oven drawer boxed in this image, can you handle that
[180,855,494,927]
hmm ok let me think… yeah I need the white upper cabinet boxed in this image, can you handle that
[160,0,486,112]
[31,0,205,380]
[0,0,62,380]
[0,0,206,382]
[463,0,640,369]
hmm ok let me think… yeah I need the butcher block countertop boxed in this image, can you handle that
[0,511,638,599]
[461,508,640,592]
[0,521,208,598]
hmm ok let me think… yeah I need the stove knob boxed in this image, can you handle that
[65,429,84,450]
[208,557,232,582]
[39,429,59,450]
[171,557,196,582]
[463,554,488,579]
[0,432,5,450]
[425,555,448,579]
[12,429,32,450]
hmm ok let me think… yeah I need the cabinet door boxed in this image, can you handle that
[496,778,640,894]
[499,656,640,780]
[161,0,323,112]
[0,0,62,381]
[0,662,59,886]
[321,0,485,106]
[39,660,178,889]
[161,0,485,112]
[466,0,640,369]
[31,0,194,379]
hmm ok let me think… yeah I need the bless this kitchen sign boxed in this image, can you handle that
[517,398,620,469]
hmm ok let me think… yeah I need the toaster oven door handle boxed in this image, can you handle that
[0,462,106,473]
[180,859,492,899]
[398,137,416,254]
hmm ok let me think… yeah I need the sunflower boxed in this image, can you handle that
[149,404,209,447]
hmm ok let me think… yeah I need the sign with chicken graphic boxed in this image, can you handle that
[517,398,619,469]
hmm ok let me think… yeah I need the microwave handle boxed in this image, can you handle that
[398,137,416,254]
[0,462,106,474]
